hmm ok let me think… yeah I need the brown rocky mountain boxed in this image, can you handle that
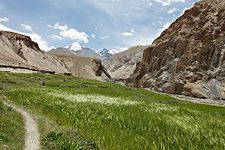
[103,45,148,79]
[0,30,110,80]
[128,0,225,100]
[48,47,75,56]
[0,31,68,73]
[49,53,111,80]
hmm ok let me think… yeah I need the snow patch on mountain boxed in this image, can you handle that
[66,41,84,51]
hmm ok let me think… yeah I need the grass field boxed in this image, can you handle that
[0,71,225,149]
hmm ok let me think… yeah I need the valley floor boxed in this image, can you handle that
[0,71,225,149]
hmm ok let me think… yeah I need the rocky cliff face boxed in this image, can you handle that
[103,45,148,79]
[128,0,225,100]
[0,31,40,51]
[50,54,111,80]
[0,30,68,73]
[98,48,113,59]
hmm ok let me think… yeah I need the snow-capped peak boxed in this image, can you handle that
[108,49,117,54]
[66,41,85,51]
[98,48,118,58]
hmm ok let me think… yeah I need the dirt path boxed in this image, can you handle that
[145,88,225,107]
[2,101,40,150]
[170,94,225,107]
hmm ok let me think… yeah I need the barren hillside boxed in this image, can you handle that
[103,45,148,79]
[0,31,68,73]
[128,0,225,99]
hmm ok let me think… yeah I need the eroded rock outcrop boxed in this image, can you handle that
[103,45,148,79]
[128,0,225,99]
[0,30,68,73]
[50,54,111,80]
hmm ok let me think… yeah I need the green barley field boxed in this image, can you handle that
[0,71,225,149]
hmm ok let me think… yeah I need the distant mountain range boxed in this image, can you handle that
[98,48,116,59]
[49,42,116,59]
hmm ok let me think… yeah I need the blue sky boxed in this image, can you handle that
[0,0,198,52]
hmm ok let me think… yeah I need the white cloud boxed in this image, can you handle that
[153,0,185,6]
[158,22,171,33]
[122,29,135,36]
[49,23,89,43]
[163,22,172,30]
[91,34,96,38]
[119,47,128,51]
[113,46,128,52]
[26,33,54,51]
[149,2,153,6]
[122,32,133,36]
[130,29,135,33]
[60,29,88,43]
[0,17,9,22]
[100,36,110,40]
[29,36,53,51]
[51,23,68,31]
[0,24,14,32]
[51,34,63,40]
[47,24,52,28]
[20,24,32,32]
[168,8,177,14]
[158,20,162,25]
[0,23,53,51]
